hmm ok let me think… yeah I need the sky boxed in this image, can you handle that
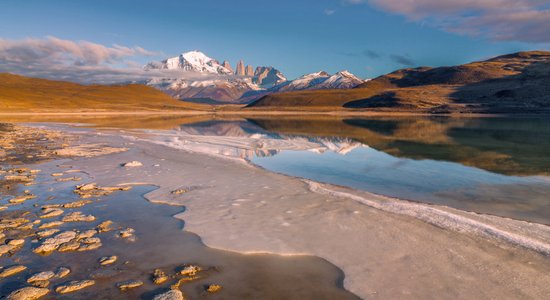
[0,0,549,82]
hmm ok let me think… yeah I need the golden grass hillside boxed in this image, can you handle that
[247,51,550,114]
[0,73,210,112]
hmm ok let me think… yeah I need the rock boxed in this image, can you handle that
[51,173,63,177]
[118,228,135,239]
[30,280,50,288]
[58,241,80,252]
[179,265,201,276]
[76,230,97,239]
[206,284,222,293]
[122,161,143,167]
[55,176,81,182]
[96,220,113,232]
[40,208,64,219]
[27,271,55,283]
[62,211,95,222]
[153,289,185,300]
[0,205,7,211]
[55,280,95,294]
[99,255,117,265]
[0,244,14,256]
[6,286,49,300]
[55,267,71,278]
[77,241,102,251]
[76,183,97,191]
[9,194,36,204]
[171,188,188,195]
[152,269,169,285]
[117,279,144,291]
[0,265,27,278]
[62,200,92,208]
[7,239,25,246]
[38,221,63,229]
[36,229,60,238]
[0,217,29,230]
[33,231,77,254]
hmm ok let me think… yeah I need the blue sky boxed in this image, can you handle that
[0,0,548,81]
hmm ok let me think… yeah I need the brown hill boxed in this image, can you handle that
[247,51,550,114]
[0,73,209,112]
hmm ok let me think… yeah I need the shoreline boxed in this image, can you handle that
[2,110,550,118]
[30,122,550,299]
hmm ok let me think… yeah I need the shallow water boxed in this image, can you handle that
[94,115,550,225]
[0,159,357,299]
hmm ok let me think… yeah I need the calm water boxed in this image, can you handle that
[160,116,550,225]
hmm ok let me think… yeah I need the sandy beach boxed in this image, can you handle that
[2,122,548,299]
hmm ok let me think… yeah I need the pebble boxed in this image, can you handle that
[180,265,201,276]
[122,161,143,167]
[99,255,117,265]
[96,220,113,232]
[153,269,169,284]
[40,208,64,218]
[6,286,49,300]
[117,279,144,291]
[206,284,222,293]
[55,280,95,294]
[55,267,71,278]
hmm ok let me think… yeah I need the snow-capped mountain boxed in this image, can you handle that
[271,71,363,93]
[144,51,365,103]
[145,50,232,75]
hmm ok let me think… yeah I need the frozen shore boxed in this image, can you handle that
[35,124,550,299]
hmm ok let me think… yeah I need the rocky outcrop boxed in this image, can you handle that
[235,60,246,76]
[245,65,254,76]
[222,60,233,73]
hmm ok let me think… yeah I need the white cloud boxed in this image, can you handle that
[324,9,336,15]
[367,0,550,43]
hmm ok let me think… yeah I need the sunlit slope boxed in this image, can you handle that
[247,51,550,113]
[0,73,209,112]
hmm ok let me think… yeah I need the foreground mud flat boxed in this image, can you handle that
[2,122,550,299]
[0,123,357,299]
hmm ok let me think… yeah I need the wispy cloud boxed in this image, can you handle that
[366,0,550,43]
[389,54,415,66]
[0,36,220,84]
[324,9,336,16]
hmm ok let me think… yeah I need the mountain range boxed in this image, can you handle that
[144,51,365,103]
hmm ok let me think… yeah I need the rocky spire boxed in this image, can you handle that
[245,65,254,76]
[235,60,245,76]
[222,60,233,73]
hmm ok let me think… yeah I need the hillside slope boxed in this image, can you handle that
[247,51,550,114]
[0,73,209,112]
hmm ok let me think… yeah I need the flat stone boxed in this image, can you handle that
[7,239,25,246]
[9,194,36,204]
[6,286,49,300]
[58,241,80,252]
[99,255,117,265]
[55,280,95,294]
[77,230,97,239]
[118,228,135,238]
[30,280,50,288]
[55,267,71,278]
[62,211,95,222]
[40,208,64,219]
[27,271,55,283]
[80,237,100,244]
[122,161,143,167]
[206,284,222,293]
[117,279,144,291]
[0,265,27,278]
[179,265,201,277]
[34,231,77,254]
[77,241,102,251]
[62,200,93,208]
[153,269,169,285]
[36,229,60,238]
[38,221,63,229]
[96,220,113,232]
[153,289,185,300]
[0,244,15,256]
